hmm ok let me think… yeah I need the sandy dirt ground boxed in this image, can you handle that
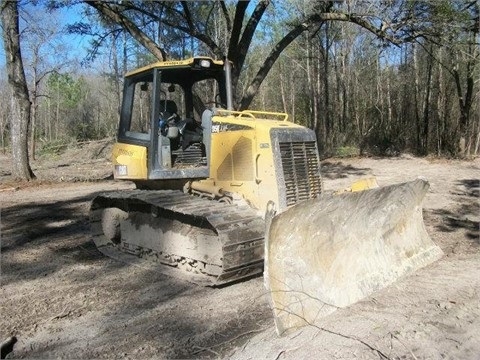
[0,141,479,359]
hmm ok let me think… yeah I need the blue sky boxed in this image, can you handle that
[0,2,92,69]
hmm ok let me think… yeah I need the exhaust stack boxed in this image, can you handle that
[224,58,233,110]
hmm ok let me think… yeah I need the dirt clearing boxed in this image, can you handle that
[1,142,479,359]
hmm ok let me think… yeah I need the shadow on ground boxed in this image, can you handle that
[0,189,137,283]
[1,195,92,251]
[1,187,272,359]
[320,161,371,179]
[426,178,479,245]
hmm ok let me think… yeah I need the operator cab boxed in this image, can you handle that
[117,57,228,181]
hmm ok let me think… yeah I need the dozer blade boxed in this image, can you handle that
[265,178,443,335]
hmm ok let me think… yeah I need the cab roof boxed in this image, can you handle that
[125,57,225,78]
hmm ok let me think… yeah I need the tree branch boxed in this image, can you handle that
[314,12,403,45]
[219,0,232,33]
[227,1,250,60]
[181,1,195,32]
[161,18,223,57]
[235,0,270,77]
[85,1,167,60]
[240,22,310,110]
[239,11,404,110]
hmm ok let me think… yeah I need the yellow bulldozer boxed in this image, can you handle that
[90,57,442,334]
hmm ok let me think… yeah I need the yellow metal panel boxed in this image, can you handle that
[351,177,379,192]
[253,119,284,213]
[232,136,254,181]
[209,117,258,208]
[335,177,379,194]
[111,143,148,179]
[208,113,302,213]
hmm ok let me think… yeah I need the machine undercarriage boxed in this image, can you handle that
[90,190,265,286]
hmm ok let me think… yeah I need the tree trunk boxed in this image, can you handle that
[30,95,37,160]
[322,26,332,147]
[305,32,314,129]
[436,47,444,156]
[422,52,433,155]
[413,44,422,154]
[0,113,5,154]
[1,0,35,180]
[279,64,288,114]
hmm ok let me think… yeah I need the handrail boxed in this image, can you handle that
[214,109,289,121]
[215,109,256,119]
[244,110,289,121]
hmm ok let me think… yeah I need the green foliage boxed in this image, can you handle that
[47,72,85,108]
[46,73,101,141]
[335,146,360,158]
[134,52,158,68]
[38,138,71,157]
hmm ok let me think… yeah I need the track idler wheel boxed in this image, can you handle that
[100,208,128,244]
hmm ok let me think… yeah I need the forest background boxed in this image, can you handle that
[1,0,479,181]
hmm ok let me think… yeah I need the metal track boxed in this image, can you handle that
[90,190,265,286]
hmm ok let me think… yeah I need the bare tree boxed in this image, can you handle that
[22,8,70,159]
[81,1,404,110]
[1,0,35,180]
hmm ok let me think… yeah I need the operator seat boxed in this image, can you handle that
[159,100,179,122]
[159,99,181,140]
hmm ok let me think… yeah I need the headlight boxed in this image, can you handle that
[199,59,211,68]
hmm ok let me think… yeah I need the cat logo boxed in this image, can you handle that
[211,122,254,133]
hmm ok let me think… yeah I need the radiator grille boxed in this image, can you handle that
[279,142,322,206]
